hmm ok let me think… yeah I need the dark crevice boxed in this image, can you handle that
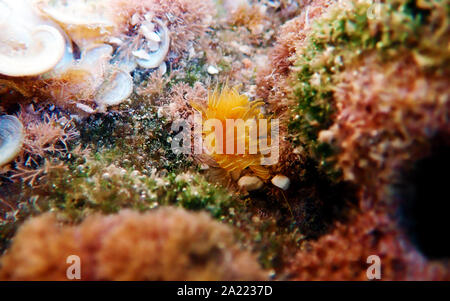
[397,138,450,260]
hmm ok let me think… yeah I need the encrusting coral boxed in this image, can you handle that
[0,207,267,281]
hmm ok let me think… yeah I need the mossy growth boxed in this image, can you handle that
[33,157,236,222]
[79,98,191,174]
[167,57,210,88]
[288,0,450,175]
[0,149,304,274]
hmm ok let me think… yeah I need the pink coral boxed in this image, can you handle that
[289,210,450,280]
[0,208,267,281]
[320,54,450,207]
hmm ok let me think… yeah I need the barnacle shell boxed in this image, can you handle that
[80,44,113,72]
[35,0,116,48]
[134,19,170,69]
[0,115,24,167]
[95,69,133,110]
[0,0,65,77]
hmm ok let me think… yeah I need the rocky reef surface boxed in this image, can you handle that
[0,0,449,280]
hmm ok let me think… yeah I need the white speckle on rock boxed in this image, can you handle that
[157,107,165,118]
[207,65,219,75]
[238,176,263,191]
[158,62,167,76]
[76,103,95,114]
[271,175,290,190]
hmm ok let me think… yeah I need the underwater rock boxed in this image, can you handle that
[322,54,450,206]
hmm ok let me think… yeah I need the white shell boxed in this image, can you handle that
[0,7,66,76]
[271,175,291,190]
[158,62,167,76]
[76,103,96,114]
[135,19,170,69]
[81,44,113,66]
[0,115,24,167]
[140,22,159,42]
[108,37,124,46]
[132,49,152,61]
[207,65,219,75]
[238,176,263,191]
[95,69,133,108]
[35,0,115,28]
[35,0,116,48]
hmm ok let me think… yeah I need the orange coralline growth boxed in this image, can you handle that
[229,2,268,35]
[0,208,267,281]
[289,210,450,280]
[17,107,78,159]
[164,82,208,121]
[0,68,101,114]
[192,86,272,180]
[0,105,78,185]
[320,54,450,206]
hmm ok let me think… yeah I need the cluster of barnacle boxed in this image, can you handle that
[0,0,215,112]
[0,0,216,181]
[255,0,450,279]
